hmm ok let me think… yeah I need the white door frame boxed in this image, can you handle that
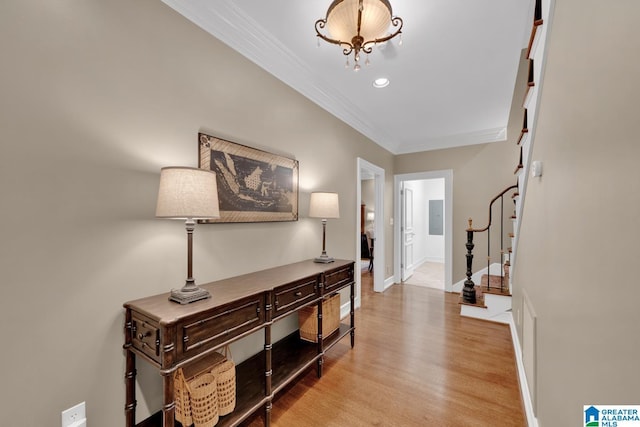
[401,185,416,281]
[357,158,385,303]
[393,170,453,292]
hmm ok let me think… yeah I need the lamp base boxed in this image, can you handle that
[169,286,211,304]
[314,254,335,263]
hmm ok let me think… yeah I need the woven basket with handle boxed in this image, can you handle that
[174,368,193,426]
[174,351,225,426]
[211,346,236,416]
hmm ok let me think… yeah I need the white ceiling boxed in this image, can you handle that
[162,0,533,154]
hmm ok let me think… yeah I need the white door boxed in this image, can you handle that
[401,187,416,281]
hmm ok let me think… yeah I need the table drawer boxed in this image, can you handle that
[273,276,319,318]
[324,264,354,294]
[131,313,161,363]
[178,293,265,361]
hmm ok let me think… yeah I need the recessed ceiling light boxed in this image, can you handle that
[373,78,390,89]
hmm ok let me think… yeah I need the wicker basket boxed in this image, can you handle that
[211,346,236,416]
[174,368,193,426]
[188,373,219,427]
[174,351,226,427]
[298,293,341,342]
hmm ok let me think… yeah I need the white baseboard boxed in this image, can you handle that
[413,256,445,268]
[340,301,351,320]
[506,312,539,427]
[383,275,395,291]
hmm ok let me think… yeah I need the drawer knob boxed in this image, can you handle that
[138,332,150,340]
[294,291,302,297]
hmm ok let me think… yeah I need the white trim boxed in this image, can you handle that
[393,170,453,292]
[511,0,556,279]
[523,85,536,109]
[395,127,507,155]
[507,312,539,427]
[340,301,351,320]
[383,275,395,291]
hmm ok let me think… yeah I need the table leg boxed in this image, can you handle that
[350,281,355,348]
[317,298,323,378]
[162,373,175,427]
[125,349,136,427]
[265,401,272,427]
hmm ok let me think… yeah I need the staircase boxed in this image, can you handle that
[458,185,518,323]
[458,0,549,328]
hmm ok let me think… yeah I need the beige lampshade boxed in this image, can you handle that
[326,0,392,43]
[309,192,340,219]
[155,167,220,219]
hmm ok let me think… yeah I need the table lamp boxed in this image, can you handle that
[155,167,220,304]
[309,192,340,263]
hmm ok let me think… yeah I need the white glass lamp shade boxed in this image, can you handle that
[326,0,392,43]
[309,192,340,219]
[155,167,220,219]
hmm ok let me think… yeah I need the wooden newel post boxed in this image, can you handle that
[463,218,477,304]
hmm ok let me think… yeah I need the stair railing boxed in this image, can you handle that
[463,184,518,304]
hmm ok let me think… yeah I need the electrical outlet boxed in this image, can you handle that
[62,402,86,427]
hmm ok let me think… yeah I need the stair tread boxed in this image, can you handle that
[458,292,486,308]
[480,274,512,296]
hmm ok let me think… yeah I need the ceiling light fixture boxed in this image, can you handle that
[373,77,390,88]
[315,0,403,71]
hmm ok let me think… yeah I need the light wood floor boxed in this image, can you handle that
[403,262,445,289]
[243,273,526,426]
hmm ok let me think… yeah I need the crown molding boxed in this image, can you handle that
[162,1,516,155]
[162,0,399,153]
[395,127,507,154]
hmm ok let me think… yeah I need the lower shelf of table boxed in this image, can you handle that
[137,323,354,427]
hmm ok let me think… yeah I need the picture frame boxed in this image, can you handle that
[198,133,299,223]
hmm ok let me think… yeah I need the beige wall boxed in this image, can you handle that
[394,52,527,284]
[512,1,640,425]
[0,1,394,425]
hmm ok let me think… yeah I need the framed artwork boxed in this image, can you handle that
[198,133,299,223]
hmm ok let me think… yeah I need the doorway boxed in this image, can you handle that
[394,170,453,292]
[357,158,385,309]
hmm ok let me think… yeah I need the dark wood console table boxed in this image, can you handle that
[123,259,355,427]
